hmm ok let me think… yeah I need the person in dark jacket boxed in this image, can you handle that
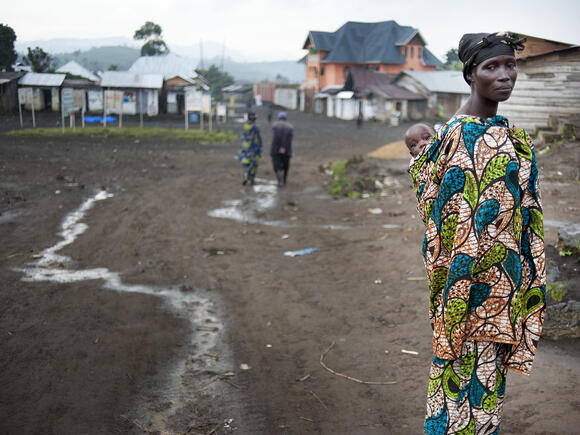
[270,111,294,186]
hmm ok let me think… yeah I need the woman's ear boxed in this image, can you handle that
[466,71,473,85]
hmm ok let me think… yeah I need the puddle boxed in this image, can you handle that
[544,219,576,230]
[14,190,230,432]
[0,208,26,224]
[208,178,401,230]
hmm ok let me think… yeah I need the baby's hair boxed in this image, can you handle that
[405,123,435,137]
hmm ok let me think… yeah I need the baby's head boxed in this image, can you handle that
[405,123,435,157]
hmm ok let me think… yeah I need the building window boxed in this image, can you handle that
[320,66,325,76]
[418,47,423,57]
[410,46,414,58]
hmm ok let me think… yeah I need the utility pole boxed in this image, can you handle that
[199,39,204,69]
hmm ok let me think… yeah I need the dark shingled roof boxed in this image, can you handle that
[304,21,442,67]
[0,71,26,82]
[343,68,426,100]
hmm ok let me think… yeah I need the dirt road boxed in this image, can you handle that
[1,108,578,434]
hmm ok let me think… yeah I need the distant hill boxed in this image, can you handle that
[17,37,305,82]
[53,46,141,72]
[211,57,304,83]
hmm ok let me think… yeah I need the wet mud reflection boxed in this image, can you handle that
[208,178,382,230]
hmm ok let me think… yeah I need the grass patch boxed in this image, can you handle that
[6,126,237,143]
[326,155,380,198]
[547,282,567,303]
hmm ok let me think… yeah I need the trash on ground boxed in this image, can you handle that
[297,374,311,382]
[401,349,419,355]
[284,248,319,257]
[368,208,383,215]
[281,234,289,239]
[407,277,426,281]
[240,363,251,370]
[374,279,382,285]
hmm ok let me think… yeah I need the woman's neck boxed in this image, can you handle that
[456,95,498,118]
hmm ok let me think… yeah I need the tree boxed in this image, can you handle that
[275,73,289,83]
[0,24,18,71]
[195,64,234,101]
[442,48,462,71]
[133,21,169,56]
[23,46,53,72]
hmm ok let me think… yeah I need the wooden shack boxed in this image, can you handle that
[499,45,580,131]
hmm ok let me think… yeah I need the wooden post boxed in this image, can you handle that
[82,91,86,128]
[18,89,23,128]
[103,89,107,128]
[119,91,123,128]
[185,110,189,130]
[209,106,213,131]
[200,111,204,130]
[139,89,143,128]
[61,88,65,133]
[31,88,36,129]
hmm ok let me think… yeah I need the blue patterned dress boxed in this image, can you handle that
[239,122,262,184]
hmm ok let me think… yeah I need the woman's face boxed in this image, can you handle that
[468,55,518,102]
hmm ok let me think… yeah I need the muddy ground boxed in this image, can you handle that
[1,107,579,435]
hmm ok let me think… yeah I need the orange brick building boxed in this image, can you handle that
[302,21,442,93]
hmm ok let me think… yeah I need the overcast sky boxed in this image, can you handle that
[5,0,580,61]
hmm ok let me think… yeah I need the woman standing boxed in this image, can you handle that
[239,111,262,186]
[409,32,546,434]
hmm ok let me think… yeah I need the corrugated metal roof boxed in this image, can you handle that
[19,72,66,87]
[57,60,100,82]
[398,71,470,94]
[305,21,442,67]
[100,71,163,89]
[128,54,199,80]
[343,68,426,100]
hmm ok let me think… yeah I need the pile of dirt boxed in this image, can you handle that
[320,154,407,198]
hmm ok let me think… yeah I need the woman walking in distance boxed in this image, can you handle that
[239,112,262,185]
[409,32,546,434]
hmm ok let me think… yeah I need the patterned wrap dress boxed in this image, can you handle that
[408,115,546,434]
[239,122,262,183]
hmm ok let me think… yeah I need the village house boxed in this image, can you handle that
[499,44,580,133]
[18,72,66,112]
[332,68,426,122]
[301,20,442,112]
[129,54,208,114]
[99,71,163,116]
[56,60,100,82]
[0,71,25,111]
[274,84,301,111]
[253,82,276,104]
[392,70,470,120]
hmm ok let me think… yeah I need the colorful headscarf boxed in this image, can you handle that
[458,32,526,84]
